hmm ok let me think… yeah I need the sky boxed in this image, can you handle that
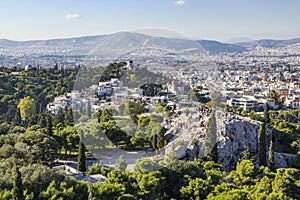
[0,0,300,42]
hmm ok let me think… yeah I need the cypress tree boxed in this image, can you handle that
[258,122,267,166]
[13,108,22,126]
[205,110,218,163]
[54,108,64,126]
[12,164,23,200]
[78,136,86,173]
[46,112,53,136]
[64,108,74,126]
[268,136,275,171]
[38,113,47,128]
[264,103,270,124]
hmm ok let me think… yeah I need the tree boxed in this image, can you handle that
[19,130,58,165]
[38,179,88,200]
[268,137,275,171]
[136,171,163,198]
[58,126,79,155]
[78,136,86,173]
[267,90,281,107]
[45,113,53,136]
[134,158,159,174]
[264,103,270,124]
[161,160,205,198]
[17,96,36,122]
[258,122,267,166]
[88,182,125,200]
[116,155,128,171]
[271,168,300,199]
[205,110,218,163]
[64,108,74,126]
[13,108,22,126]
[180,177,210,200]
[11,164,23,200]
[150,123,166,155]
[20,164,64,197]
[53,108,64,126]
[38,113,47,128]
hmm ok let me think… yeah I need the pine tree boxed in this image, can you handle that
[205,110,218,163]
[78,136,86,173]
[268,136,275,171]
[12,164,23,200]
[258,122,267,166]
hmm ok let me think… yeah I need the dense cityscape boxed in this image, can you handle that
[0,31,300,199]
[1,0,300,199]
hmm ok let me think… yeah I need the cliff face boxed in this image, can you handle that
[165,110,296,171]
[217,118,260,171]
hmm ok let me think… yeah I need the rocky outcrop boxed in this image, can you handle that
[273,152,297,168]
[164,109,297,171]
[217,118,261,171]
[174,145,187,159]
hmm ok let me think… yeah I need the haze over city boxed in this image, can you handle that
[1,0,300,41]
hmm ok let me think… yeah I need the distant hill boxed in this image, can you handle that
[239,38,300,48]
[196,40,247,53]
[225,37,254,44]
[0,39,20,47]
[0,32,248,54]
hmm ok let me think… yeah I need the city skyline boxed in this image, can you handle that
[1,0,300,42]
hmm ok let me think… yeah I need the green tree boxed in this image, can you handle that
[19,130,58,165]
[258,122,267,166]
[64,108,74,126]
[20,164,63,197]
[53,108,64,127]
[134,158,159,174]
[38,179,88,200]
[116,155,128,171]
[58,126,79,155]
[45,113,53,136]
[13,108,22,126]
[264,103,270,124]
[11,164,23,200]
[161,160,205,198]
[136,171,164,198]
[78,137,86,173]
[271,168,300,199]
[150,123,166,155]
[205,110,218,163]
[228,159,256,186]
[268,137,275,171]
[38,113,47,128]
[180,177,210,200]
[267,90,281,107]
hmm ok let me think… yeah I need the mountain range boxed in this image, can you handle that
[1,32,300,54]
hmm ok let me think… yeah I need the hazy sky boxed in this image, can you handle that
[1,0,300,41]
